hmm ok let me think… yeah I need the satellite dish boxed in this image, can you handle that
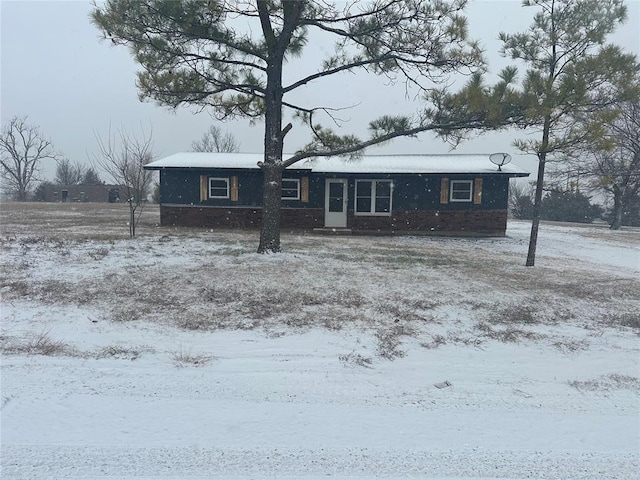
[489,153,512,171]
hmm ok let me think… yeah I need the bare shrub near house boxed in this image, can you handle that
[92,125,154,237]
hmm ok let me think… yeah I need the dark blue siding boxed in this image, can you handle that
[160,168,510,211]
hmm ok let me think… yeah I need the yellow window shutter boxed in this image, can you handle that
[200,175,208,201]
[474,178,483,204]
[230,176,239,202]
[440,178,449,204]
[301,177,309,203]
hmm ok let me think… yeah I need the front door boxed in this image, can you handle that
[324,179,348,228]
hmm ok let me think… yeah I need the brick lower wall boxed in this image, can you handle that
[350,210,507,235]
[160,205,323,230]
[160,205,507,236]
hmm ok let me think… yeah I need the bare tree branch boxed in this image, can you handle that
[191,125,240,153]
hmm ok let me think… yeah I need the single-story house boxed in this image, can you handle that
[39,184,127,203]
[144,153,530,236]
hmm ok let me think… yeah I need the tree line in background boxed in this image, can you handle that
[509,85,640,228]
[2,1,638,259]
[510,184,640,227]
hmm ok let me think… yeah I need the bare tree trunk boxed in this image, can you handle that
[129,201,136,238]
[526,155,546,266]
[526,111,552,267]
[610,185,622,230]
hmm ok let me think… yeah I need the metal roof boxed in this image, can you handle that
[145,152,530,176]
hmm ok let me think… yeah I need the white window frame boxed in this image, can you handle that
[281,178,300,200]
[449,180,473,202]
[354,179,393,216]
[209,177,230,199]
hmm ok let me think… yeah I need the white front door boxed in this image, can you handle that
[324,179,348,228]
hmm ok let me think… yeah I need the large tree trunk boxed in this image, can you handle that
[610,185,622,230]
[257,29,285,252]
[258,63,284,253]
[258,163,283,253]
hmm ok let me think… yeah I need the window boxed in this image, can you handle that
[282,178,300,200]
[209,177,229,199]
[355,180,392,215]
[450,180,473,202]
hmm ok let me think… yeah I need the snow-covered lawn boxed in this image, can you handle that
[1,204,638,479]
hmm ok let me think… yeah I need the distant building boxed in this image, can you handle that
[39,184,127,203]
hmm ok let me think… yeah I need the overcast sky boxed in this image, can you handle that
[1,0,639,181]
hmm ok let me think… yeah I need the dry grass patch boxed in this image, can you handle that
[375,324,418,360]
[568,374,640,392]
[88,247,110,260]
[489,304,541,325]
[475,321,542,343]
[552,338,590,353]
[109,306,144,323]
[199,282,366,327]
[420,334,447,349]
[375,299,437,324]
[376,251,454,268]
[0,280,30,298]
[446,333,486,347]
[339,351,373,368]
[96,345,154,360]
[604,311,640,329]
[39,279,73,302]
[18,236,47,245]
[1,331,77,357]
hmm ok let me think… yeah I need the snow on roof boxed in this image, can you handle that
[145,152,530,176]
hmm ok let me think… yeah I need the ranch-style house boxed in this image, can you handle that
[144,153,529,236]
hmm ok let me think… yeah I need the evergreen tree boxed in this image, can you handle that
[82,167,103,185]
[498,0,635,265]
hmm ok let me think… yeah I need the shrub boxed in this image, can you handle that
[509,183,535,220]
[170,346,213,367]
[541,190,603,223]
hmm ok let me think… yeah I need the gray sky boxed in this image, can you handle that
[1,0,639,182]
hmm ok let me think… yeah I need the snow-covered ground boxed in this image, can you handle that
[1,205,638,479]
